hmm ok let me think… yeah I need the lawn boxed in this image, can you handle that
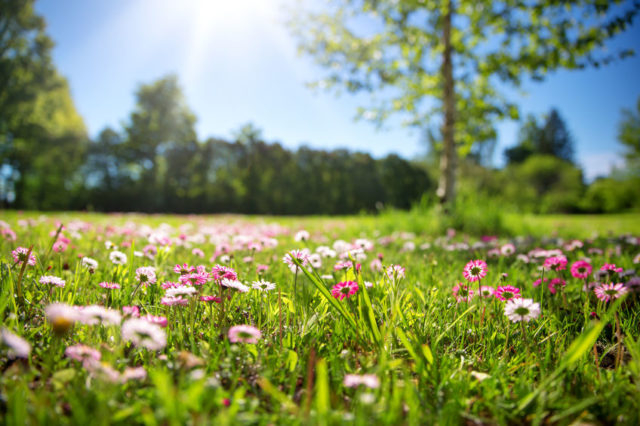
[0,211,639,424]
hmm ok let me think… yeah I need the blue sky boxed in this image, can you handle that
[36,0,640,181]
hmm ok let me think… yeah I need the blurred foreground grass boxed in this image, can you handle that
[4,210,639,239]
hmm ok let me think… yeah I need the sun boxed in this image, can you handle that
[181,0,281,83]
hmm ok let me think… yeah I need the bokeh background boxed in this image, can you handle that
[1,0,639,215]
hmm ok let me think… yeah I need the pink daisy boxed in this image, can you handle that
[11,247,36,266]
[228,325,261,344]
[178,272,210,286]
[478,286,495,298]
[173,263,195,275]
[494,285,521,301]
[343,373,380,389]
[282,249,310,273]
[161,296,188,306]
[99,282,120,290]
[548,278,566,295]
[331,281,359,301]
[452,283,475,303]
[533,278,548,288]
[594,283,627,302]
[211,265,238,281]
[135,267,157,286]
[122,306,140,318]
[141,314,168,327]
[570,260,592,279]
[200,295,222,303]
[463,260,487,282]
[65,344,101,366]
[543,256,567,271]
[385,264,406,281]
[600,264,623,274]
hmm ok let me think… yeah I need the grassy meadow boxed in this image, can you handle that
[0,211,639,425]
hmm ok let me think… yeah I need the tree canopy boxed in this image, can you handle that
[505,108,574,165]
[288,0,639,206]
[618,96,640,174]
[0,0,87,208]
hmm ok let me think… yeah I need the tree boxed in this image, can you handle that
[0,0,87,208]
[288,0,639,208]
[618,96,640,174]
[123,74,198,211]
[505,108,574,164]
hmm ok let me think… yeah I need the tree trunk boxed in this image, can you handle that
[437,0,456,210]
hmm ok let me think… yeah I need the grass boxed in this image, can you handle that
[0,211,639,425]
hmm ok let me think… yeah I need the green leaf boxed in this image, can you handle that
[315,358,330,421]
[290,257,359,335]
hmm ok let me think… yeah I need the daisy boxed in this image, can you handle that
[161,296,189,306]
[81,257,98,271]
[135,266,157,286]
[53,241,68,253]
[294,230,310,242]
[45,303,80,335]
[122,306,140,318]
[343,374,380,389]
[99,282,120,290]
[354,239,374,251]
[78,305,122,326]
[331,281,359,301]
[11,247,36,266]
[504,298,541,322]
[121,319,167,350]
[220,279,250,293]
[570,260,592,279]
[109,250,127,265]
[283,249,310,273]
[165,286,197,298]
[494,285,521,301]
[600,264,623,275]
[1,328,31,359]
[211,265,238,281]
[463,260,487,282]
[65,344,101,366]
[594,283,628,302]
[385,264,406,281]
[532,278,548,288]
[178,272,210,286]
[256,264,269,274]
[548,278,566,295]
[500,244,516,256]
[228,325,262,344]
[452,283,475,303]
[308,253,322,269]
[173,263,195,275]
[121,367,147,383]
[141,314,168,327]
[161,281,181,290]
[543,256,567,271]
[369,259,383,272]
[479,286,495,298]
[83,360,121,383]
[252,280,276,292]
[200,295,222,303]
[39,275,66,288]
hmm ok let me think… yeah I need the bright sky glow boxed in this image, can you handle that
[37,0,640,181]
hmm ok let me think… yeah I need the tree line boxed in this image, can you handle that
[1,68,432,213]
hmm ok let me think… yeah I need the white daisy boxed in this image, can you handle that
[504,298,541,323]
